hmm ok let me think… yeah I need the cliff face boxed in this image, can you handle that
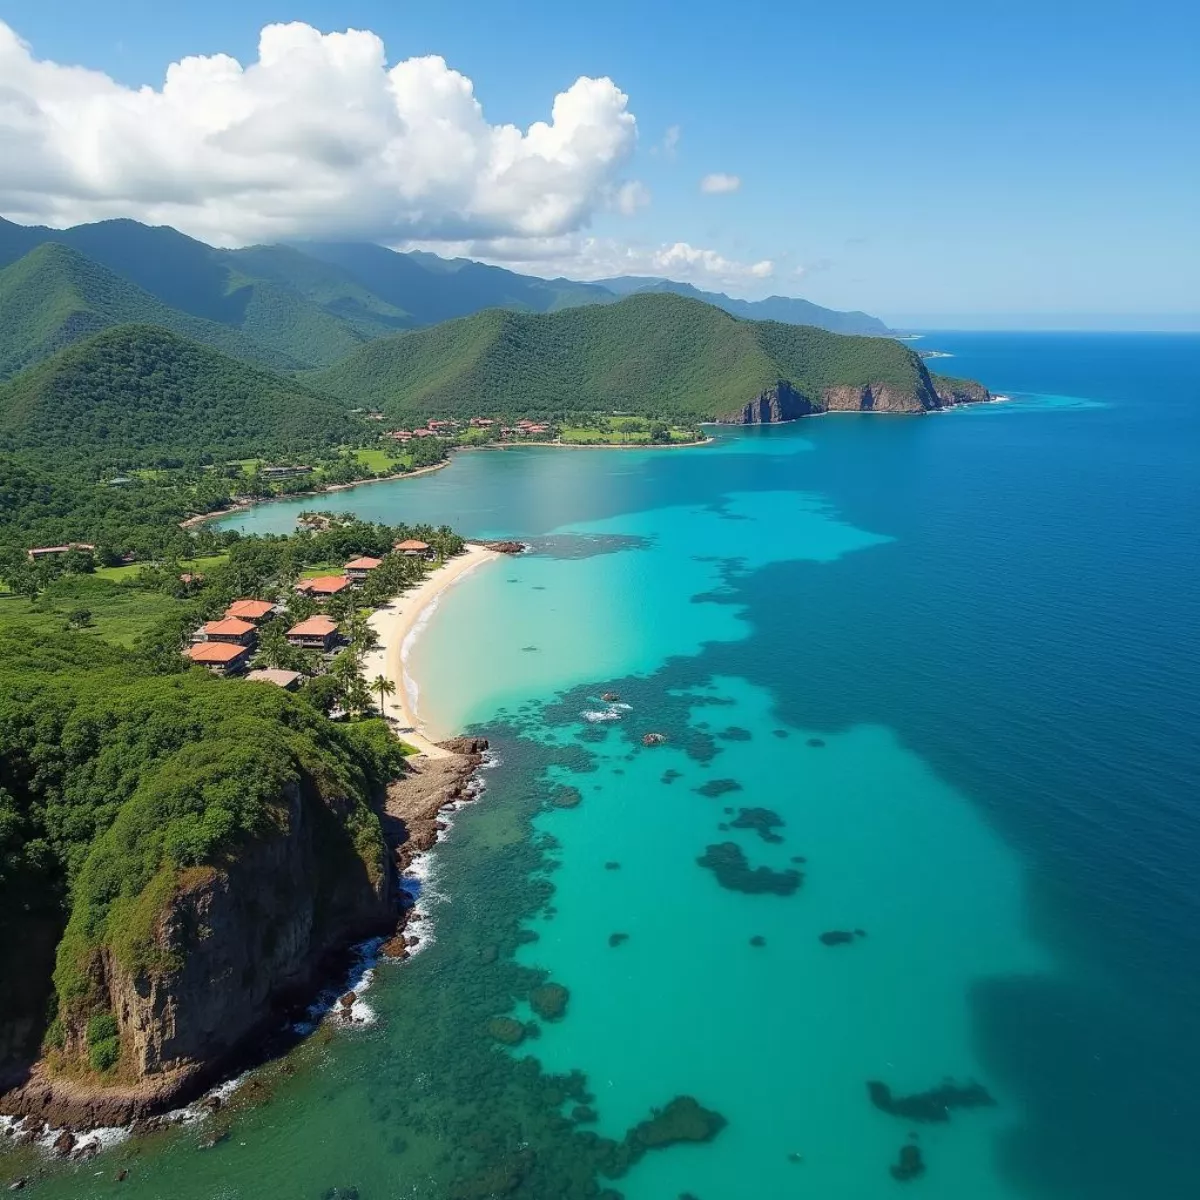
[4,779,394,1128]
[720,366,989,424]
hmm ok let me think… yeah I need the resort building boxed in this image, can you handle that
[186,642,251,675]
[244,668,302,690]
[261,465,314,479]
[295,575,351,598]
[344,556,383,583]
[225,599,277,623]
[286,616,340,651]
[27,542,96,561]
[394,539,433,559]
[199,617,257,646]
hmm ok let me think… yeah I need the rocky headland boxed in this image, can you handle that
[0,739,488,1134]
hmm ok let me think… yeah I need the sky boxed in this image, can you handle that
[0,0,1196,328]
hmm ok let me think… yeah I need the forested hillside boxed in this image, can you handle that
[313,292,936,420]
[0,325,355,467]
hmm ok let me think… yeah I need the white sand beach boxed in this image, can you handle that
[362,543,501,758]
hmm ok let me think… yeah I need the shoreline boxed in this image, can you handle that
[362,543,503,758]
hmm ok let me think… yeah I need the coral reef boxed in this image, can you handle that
[868,1079,996,1123]
[696,843,802,895]
[530,984,570,1022]
[695,778,742,799]
[730,807,785,843]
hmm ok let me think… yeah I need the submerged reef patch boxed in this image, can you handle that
[696,843,802,895]
[695,778,742,799]
[867,1079,996,1123]
[730,807,785,842]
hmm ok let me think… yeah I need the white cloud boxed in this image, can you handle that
[610,180,651,216]
[0,20,638,245]
[699,172,741,195]
[402,235,775,292]
[662,124,681,158]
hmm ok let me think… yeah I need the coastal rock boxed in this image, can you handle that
[696,843,803,896]
[641,732,667,746]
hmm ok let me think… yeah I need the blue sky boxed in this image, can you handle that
[1,0,1196,327]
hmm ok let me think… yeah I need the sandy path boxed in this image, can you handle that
[362,544,500,758]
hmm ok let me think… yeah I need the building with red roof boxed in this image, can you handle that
[286,616,340,651]
[393,539,433,558]
[200,617,257,645]
[225,599,276,623]
[295,575,351,597]
[186,642,251,674]
[344,556,383,583]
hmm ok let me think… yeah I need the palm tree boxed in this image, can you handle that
[371,674,396,717]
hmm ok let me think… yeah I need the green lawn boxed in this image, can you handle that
[0,576,179,647]
[349,447,402,474]
[299,561,344,579]
[94,552,230,583]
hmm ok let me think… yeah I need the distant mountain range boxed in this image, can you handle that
[0,215,892,380]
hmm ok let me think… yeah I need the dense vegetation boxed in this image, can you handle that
[0,324,357,468]
[0,243,295,380]
[313,293,933,420]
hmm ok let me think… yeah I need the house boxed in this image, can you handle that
[344,556,383,583]
[244,668,302,690]
[261,465,314,479]
[469,417,495,427]
[186,642,251,675]
[200,617,257,646]
[286,616,340,651]
[225,599,276,623]
[295,575,351,598]
[393,539,433,558]
[27,542,96,561]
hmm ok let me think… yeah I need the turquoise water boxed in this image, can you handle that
[16,334,1200,1197]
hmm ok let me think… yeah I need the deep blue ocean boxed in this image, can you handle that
[21,332,1199,1199]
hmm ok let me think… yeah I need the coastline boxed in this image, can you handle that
[361,543,502,758]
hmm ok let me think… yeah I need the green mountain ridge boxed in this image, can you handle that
[0,324,355,467]
[312,292,958,421]
[0,243,299,379]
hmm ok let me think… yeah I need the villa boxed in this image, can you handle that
[244,668,302,690]
[186,642,251,675]
[344,556,382,583]
[27,542,96,561]
[199,617,257,646]
[225,599,277,623]
[286,616,340,651]
[295,575,351,598]
[394,539,433,559]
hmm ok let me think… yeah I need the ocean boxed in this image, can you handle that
[18,332,1200,1198]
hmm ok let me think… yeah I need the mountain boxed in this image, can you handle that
[0,324,354,465]
[0,243,297,379]
[596,277,891,335]
[314,292,980,421]
[0,219,388,369]
[299,241,615,324]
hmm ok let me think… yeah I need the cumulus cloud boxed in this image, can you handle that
[402,235,775,292]
[699,172,741,195]
[610,180,651,216]
[0,20,638,245]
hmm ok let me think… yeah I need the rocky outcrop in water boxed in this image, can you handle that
[868,1079,996,1123]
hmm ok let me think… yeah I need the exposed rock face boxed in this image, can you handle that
[2,780,394,1129]
[720,367,989,424]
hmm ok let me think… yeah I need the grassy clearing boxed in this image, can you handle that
[93,552,230,583]
[349,447,401,474]
[0,576,179,647]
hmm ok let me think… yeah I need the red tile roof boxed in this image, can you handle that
[297,575,350,595]
[287,616,339,638]
[187,642,249,664]
[344,556,382,571]
[226,599,275,620]
[202,617,256,637]
[393,539,430,551]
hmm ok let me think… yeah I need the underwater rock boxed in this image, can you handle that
[696,843,803,895]
[730,807,785,842]
[868,1079,996,1123]
[806,737,826,748]
[819,930,855,946]
[604,861,621,870]
[116,1170,128,1183]
[573,1105,598,1123]
[602,692,621,702]
[448,1147,536,1199]
[772,729,790,739]
[854,928,867,938]
[339,990,356,1008]
[530,983,570,1021]
[890,1144,925,1181]
[718,726,752,741]
[661,769,682,784]
[608,933,629,947]
[52,1131,75,1156]
[627,1096,727,1151]
[642,732,667,746]
[550,787,582,809]
[479,944,498,964]
[750,935,767,947]
[695,778,742,799]
[791,855,807,864]
[486,1017,527,1046]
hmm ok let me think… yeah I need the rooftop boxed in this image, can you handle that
[244,668,302,688]
[202,617,256,637]
[296,575,350,595]
[394,539,430,551]
[345,556,383,571]
[226,599,275,620]
[287,616,339,637]
[187,642,248,664]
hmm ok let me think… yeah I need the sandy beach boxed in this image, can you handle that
[362,543,501,758]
